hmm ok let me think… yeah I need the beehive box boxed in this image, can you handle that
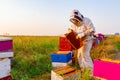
[51,51,72,63]
[0,37,13,52]
[91,76,107,80]
[51,51,72,68]
[59,37,72,51]
[0,75,12,80]
[51,66,81,80]
[94,59,120,80]
[52,60,72,68]
[65,31,83,50]
[0,52,14,58]
[0,58,11,78]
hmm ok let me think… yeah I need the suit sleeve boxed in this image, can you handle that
[77,18,95,38]
[85,20,95,36]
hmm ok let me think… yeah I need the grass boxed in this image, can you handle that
[11,36,59,80]
[91,35,120,59]
[9,35,120,80]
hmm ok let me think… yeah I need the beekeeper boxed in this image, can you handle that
[69,9,95,74]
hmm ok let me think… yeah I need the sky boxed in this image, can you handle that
[0,0,120,36]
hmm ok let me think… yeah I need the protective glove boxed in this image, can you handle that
[68,28,73,33]
[84,30,90,35]
[76,35,79,39]
[77,33,85,38]
[85,30,95,36]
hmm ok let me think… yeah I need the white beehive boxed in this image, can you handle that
[51,66,81,80]
[0,58,11,78]
[0,51,14,58]
[52,60,72,68]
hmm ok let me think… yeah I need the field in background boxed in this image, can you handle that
[91,35,120,60]
[10,35,120,80]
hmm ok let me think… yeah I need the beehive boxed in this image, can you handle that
[0,58,11,79]
[51,66,81,80]
[0,37,13,80]
[0,75,12,80]
[51,51,72,63]
[0,37,13,52]
[52,60,72,68]
[0,52,14,58]
[59,37,72,51]
[65,31,83,50]
[51,51,72,68]
[94,59,120,80]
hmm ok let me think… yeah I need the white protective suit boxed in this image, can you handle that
[69,10,95,73]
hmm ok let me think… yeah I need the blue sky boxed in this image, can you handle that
[0,0,120,35]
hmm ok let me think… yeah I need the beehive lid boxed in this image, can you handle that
[100,58,120,64]
[53,66,80,77]
[55,51,71,54]
[0,37,13,41]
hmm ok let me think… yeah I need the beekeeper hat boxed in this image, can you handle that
[70,9,84,23]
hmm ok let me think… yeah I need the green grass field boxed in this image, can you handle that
[12,36,59,80]
[10,35,120,80]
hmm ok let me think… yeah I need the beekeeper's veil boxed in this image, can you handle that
[70,9,84,24]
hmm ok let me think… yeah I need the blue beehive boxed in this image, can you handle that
[51,51,72,63]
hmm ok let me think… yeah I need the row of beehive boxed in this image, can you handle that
[51,37,73,68]
[51,36,81,80]
[51,36,109,80]
[0,37,13,80]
